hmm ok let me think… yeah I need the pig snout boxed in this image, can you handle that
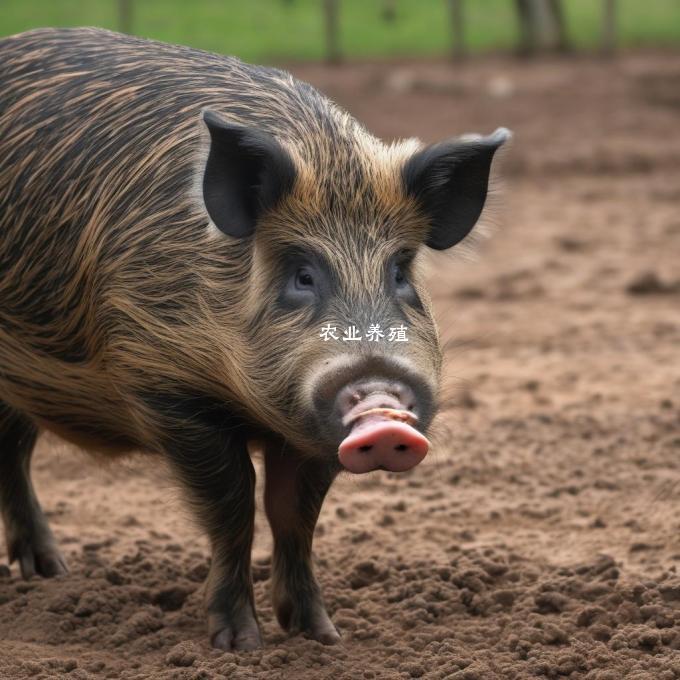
[335,381,430,474]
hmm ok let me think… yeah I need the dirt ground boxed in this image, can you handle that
[1,51,679,679]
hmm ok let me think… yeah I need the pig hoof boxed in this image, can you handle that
[211,623,263,651]
[304,624,341,646]
[303,612,341,646]
[10,539,68,580]
[277,599,341,645]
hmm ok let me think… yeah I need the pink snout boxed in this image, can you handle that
[338,415,429,474]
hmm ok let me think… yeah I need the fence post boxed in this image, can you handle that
[449,0,465,60]
[118,0,133,34]
[516,0,570,55]
[324,0,341,64]
[381,0,397,23]
[601,0,617,55]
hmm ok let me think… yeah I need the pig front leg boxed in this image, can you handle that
[163,416,261,651]
[0,404,68,578]
[263,440,340,644]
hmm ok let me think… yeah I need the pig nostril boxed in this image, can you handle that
[394,444,408,451]
[358,444,373,452]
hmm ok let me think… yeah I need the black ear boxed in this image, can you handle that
[201,109,296,238]
[403,128,511,250]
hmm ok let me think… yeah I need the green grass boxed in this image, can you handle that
[1,0,679,63]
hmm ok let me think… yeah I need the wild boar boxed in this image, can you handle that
[0,27,509,649]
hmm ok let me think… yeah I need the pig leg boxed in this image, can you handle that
[0,403,68,578]
[264,441,340,644]
[164,421,261,651]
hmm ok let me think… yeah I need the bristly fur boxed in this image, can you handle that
[0,27,508,648]
[0,27,436,457]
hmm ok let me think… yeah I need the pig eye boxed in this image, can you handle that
[279,264,319,310]
[296,268,315,289]
[388,254,423,311]
[278,253,331,312]
[392,261,410,289]
[394,263,407,286]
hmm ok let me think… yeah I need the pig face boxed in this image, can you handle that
[200,110,509,471]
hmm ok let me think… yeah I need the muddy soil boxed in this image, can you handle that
[1,51,679,679]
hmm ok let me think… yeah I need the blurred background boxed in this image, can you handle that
[2,3,680,679]
[2,0,680,61]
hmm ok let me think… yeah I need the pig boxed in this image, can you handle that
[0,27,509,650]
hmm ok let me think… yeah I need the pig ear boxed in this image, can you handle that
[201,109,296,238]
[403,128,511,250]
